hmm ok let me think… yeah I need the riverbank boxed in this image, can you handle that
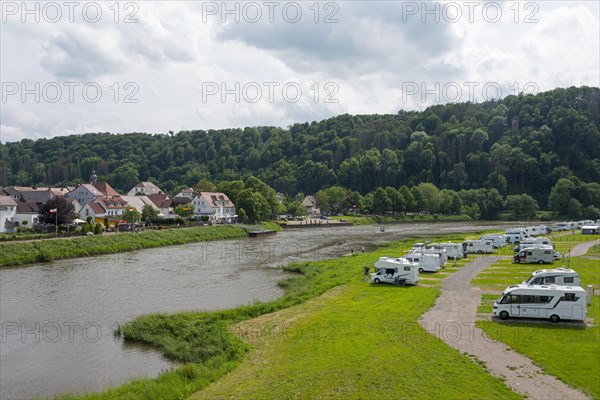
[0,222,282,267]
[0,225,247,267]
[330,214,472,225]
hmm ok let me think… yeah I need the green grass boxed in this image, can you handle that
[477,302,600,399]
[330,214,472,225]
[193,285,518,400]
[0,225,248,267]
[474,237,600,398]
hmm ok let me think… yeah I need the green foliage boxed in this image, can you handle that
[174,204,194,219]
[505,194,539,219]
[142,204,158,221]
[285,201,307,216]
[123,208,142,224]
[94,223,103,235]
[38,197,75,225]
[315,186,350,214]
[2,87,598,202]
[236,189,271,223]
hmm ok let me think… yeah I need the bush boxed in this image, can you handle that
[94,223,103,235]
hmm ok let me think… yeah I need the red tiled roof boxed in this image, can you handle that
[93,182,120,197]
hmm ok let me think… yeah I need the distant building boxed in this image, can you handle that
[65,171,121,206]
[147,194,176,218]
[15,201,40,227]
[127,182,163,196]
[191,192,236,223]
[0,196,18,233]
[121,195,160,214]
[301,195,319,215]
[175,187,194,199]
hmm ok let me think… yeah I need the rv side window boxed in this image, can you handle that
[544,250,551,254]
[563,277,574,283]
[544,277,555,284]
[522,295,536,303]
[565,293,576,301]
[527,251,532,256]
[538,296,552,303]
[531,277,542,284]
[404,267,410,271]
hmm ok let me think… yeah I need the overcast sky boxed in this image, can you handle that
[1,1,599,142]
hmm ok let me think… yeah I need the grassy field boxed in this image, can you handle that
[473,235,600,398]
[0,225,248,267]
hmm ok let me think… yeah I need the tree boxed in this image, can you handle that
[548,178,575,215]
[399,186,415,213]
[217,180,245,204]
[244,176,279,215]
[38,197,75,225]
[123,208,142,224]
[236,189,271,223]
[410,186,426,213]
[385,187,405,213]
[94,223,103,235]
[315,186,349,215]
[505,194,539,219]
[194,179,216,193]
[142,204,158,222]
[174,203,194,219]
[372,187,392,214]
[286,201,307,217]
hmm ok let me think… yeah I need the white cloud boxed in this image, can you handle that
[1,1,598,142]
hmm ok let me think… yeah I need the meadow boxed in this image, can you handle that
[473,234,600,398]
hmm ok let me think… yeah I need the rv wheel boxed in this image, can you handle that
[499,311,509,320]
[514,259,520,263]
[538,260,545,264]
[418,268,424,273]
[549,315,560,323]
[374,278,380,284]
[477,250,483,254]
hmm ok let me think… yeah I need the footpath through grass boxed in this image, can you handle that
[0,225,248,267]
[63,233,519,400]
[473,234,600,398]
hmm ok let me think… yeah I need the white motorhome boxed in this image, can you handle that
[462,240,495,254]
[372,257,419,285]
[513,246,555,264]
[515,237,553,252]
[410,248,448,265]
[427,243,463,260]
[523,268,580,286]
[493,284,587,323]
[505,228,528,243]
[404,253,442,272]
[480,234,507,248]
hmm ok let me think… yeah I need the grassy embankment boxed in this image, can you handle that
[331,214,471,225]
[64,232,520,400]
[474,234,600,398]
[0,225,255,267]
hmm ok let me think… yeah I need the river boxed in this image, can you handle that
[0,221,523,399]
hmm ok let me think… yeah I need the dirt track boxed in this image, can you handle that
[419,239,599,399]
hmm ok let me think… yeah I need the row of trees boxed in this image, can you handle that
[2,87,598,207]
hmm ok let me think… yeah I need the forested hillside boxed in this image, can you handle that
[2,87,599,210]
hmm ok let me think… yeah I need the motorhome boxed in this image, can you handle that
[505,228,529,243]
[480,234,507,248]
[404,253,442,272]
[523,268,580,286]
[513,246,555,264]
[515,237,553,252]
[427,243,463,260]
[493,284,587,323]
[372,257,419,285]
[462,240,495,254]
[410,248,448,265]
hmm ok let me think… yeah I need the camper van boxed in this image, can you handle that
[493,284,587,323]
[404,253,442,272]
[372,257,419,285]
[427,243,463,260]
[513,246,555,264]
[480,234,507,248]
[462,240,495,254]
[515,237,553,252]
[505,228,529,244]
[410,248,448,265]
[523,268,580,286]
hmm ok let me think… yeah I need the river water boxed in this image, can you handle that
[0,221,522,399]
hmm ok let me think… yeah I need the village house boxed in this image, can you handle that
[121,195,160,214]
[0,196,18,233]
[191,192,236,223]
[301,195,319,216]
[14,201,40,227]
[175,187,194,199]
[147,194,176,218]
[127,182,164,196]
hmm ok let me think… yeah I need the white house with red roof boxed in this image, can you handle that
[127,182,164,196]
[191,192,236,222]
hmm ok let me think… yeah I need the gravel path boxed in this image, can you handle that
[418,243,598,399]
